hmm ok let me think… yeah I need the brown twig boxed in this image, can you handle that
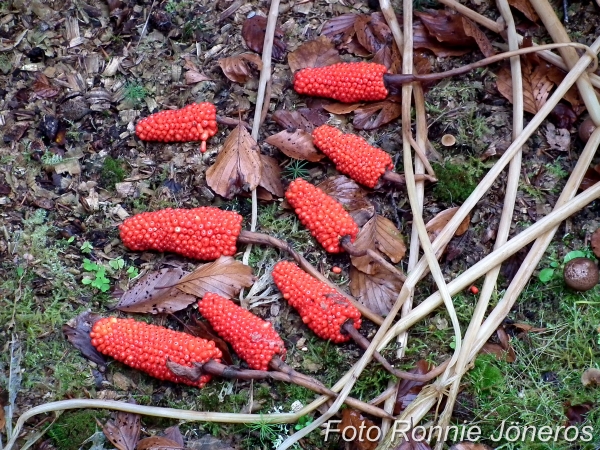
[381,170,437,186]
[216,115,251,130]
[340,236,407,283]
[237,230,384,325]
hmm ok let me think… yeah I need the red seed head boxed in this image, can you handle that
[135,102,218,152]
[119,207,242,260]
[293,62,388,103]
[285,179,358,253]
[272,261,361,343]
[198,293,286,371]
[312,125,394,188]
[90,317,222,387]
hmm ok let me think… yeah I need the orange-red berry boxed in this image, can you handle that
[293,62,388,103]
[469,285,479,295]
[272,261,361,343]
[285,178,358,253]
[135,103,218,152]
[312,125,394,188]
[332,266,342,274]
[90,317,222,388]
[198,293,286,371]
[119,207,242,261]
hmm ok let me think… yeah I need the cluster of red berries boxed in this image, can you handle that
[90,317,222,387]
[285,179,358,253]
[119,207,242,261]
[198,293,286,371]
[293,62,389,103]
[135,102,218,152]
[272,261,362,343]
[312,125,394,188]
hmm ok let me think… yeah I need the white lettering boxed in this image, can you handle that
[324,420,341,441]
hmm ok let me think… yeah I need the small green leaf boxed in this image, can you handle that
[16,267,24,277]
[67,236,75,243]
[538,268,555,283]
[564,250,587,263]
[80,241,94,254]
[109,260,120,270]
[83,259,98,271]
[550,261,559,268]
[81,277,92,285]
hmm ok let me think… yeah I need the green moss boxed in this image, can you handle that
[101,156,126,189]
[432,160,482,204]
[47,410,107,450]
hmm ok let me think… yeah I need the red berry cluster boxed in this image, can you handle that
[285,178,358,253]
[90,317,222,388]
[119,207,242,261]
[198,293,286,371]
[293,62,389,103]
[272,261,362,343]
[312,125,394,188]
[135,103,218,153]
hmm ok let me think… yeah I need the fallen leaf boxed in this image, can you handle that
[258,154,284,197]
[163,426,184,447]
[353,99,402,130]
[185,70,211,85]
[413,21,472,57]
[580,164,600,191]
[461,17,495,57]
[340,409,378,450]
[287,36,341,73]
[425,207,470,242]
[450,443,494,450]
[564,402,593,425]
[321,13,359,42]
[115,268,196,314]
[187,317,234,366]
[546,67,586,115]
[265,129,325,162]
[506,322,547,333]
[187,434,236,449]
[354,14,384,55]
[241,15,286,60]
[480,327,516,363]
[174,256,255,299]
[394,360,433,414]
[63,311,106,366]
[544,122,571,151]
[394,437,433,450]
[415,10,474,46]
[0,390,6,432]
[272,109,315,132]
[581,368,600,386]
[32,72,60,99]
[550,103,578,129]
[102,408,141,450]
[322,102,363,115]
[206,123,263,199]
[349,265,403,316]
[317,175,374,226]
[136,437,184,450]
[372,42,402,74]
[508,0,539,22]
[591,228,600,258]
[218,53,263,83]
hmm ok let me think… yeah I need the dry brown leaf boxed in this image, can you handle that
[354,14,383,55]
[287,36,341,73]
[259,154,284,197]
[241,15,286,60]
[317,175,374,226]
[136,436,184,450]
[461,17,495,57]
[272,109,315,132]
[414,51,432,76]
[544,123,571,151]
[508,0,539,22]
[496,57,554,114]
[322,102,363,115]
[426,207,470,242]
[206,124,262,199]
[175,256,255,299]
[218,53,263,83]
[115,268,196,314]
[394,360,433,414]
[349,265,403,316]
[0,397,5,432]
[580,164,600,191]
[265,129,325,162]
[184,70,211,85]
[353,99,402,130]
[63,311,106,366]
[581,368,600,386]
[102,409,141,450]
[372,42,402,74]
[340,409,378,450]
[546,67,586,115]
[321,13,359,42]
[415,10,473,46]
[32,72,60,99]
[187,317,233,366]
[163,426,185,447]
[591,228,600,258]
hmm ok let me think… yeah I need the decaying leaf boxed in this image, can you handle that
[136,436,184,450]
[272,109,315,132]
[102,408,141,450]
[218,53,263,83]
[32,72,60,99]
[206,124,263,199]
[259,154,284,197]
[508,0,539,22]
[318,175,374,226]
[63,311,106,366]
[340,409,378,450]
[353,99,402,130]
[287,36,341,73]
[163,426,185,447]
[265,129,325,162]
[394,360,434,414]
[241,15,286,60]
[184,70,211,85]
[581,368,600,386]
[425,207,470,242]
[544,122,571,151]
[480,326,516,363]
[115,268,196,314]
[546,67,586,116]
[591,228,600,258]
[354,14,384,55]
[187,434,236,450]
[461,17,495,57]
[349,265,403,316]
[174,256,255,299]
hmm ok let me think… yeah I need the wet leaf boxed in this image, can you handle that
[550,103,578,129]
[353,99,402,130]
[461,17,495,57]
[241,15,286,60]
[544,123,570,151]
[581,368,600,386]
[349,265,403,316]
[425,207,470,242]
[287,36,341,73]
[258,154,284,197]
[32,72,60,99]
[63,311,106,366]
[339,409,378,450]
[136,436,184,450]
[266,129,325,162]
[174,256,255,299]
[102,408,141,450]
[508,0,539,22]
[218,53,263,83]
[115,268,196,314]
[317,175,374,226]
[591,228,600,258]
[272,109,315,132]
[394,360,433,414]
[206,124,263,199]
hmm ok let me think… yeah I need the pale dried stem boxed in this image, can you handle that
[437,0,600,89]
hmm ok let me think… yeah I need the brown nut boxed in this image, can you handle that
[578,117,596,143]
[563,257,599,291]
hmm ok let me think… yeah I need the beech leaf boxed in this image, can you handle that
[266,129,325,162]
[425,207,470,242]
[322,102,363,115]
[259,154,284,197]
[349,265,403,316]
[321,13,359,41]
[241,15,286,60]
[287,36,341,73]
[353,99,402,130]
[136,437,184,450]
[102,409,141,450]
[415,10,473,46]
[174,256,255,299]
[63,311,106,366]
[508,0,539,22]
[394,360,434,414]
[317,175,374,226]
[218,53,263,83]
[272,109,315,132]
[461,17,495,57]
[206,123,263,199]
[354,14,383,55]
[496,57,553,115]
[184,70,211,85]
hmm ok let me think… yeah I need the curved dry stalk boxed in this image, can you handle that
[340,237,407,282]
